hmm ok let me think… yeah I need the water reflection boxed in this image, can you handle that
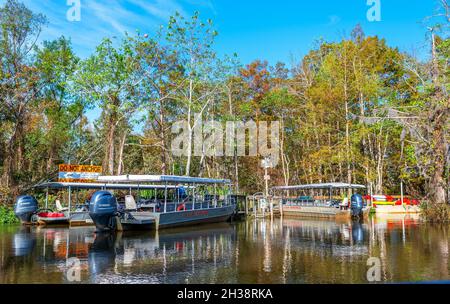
[12,227,36,257]
[0,215,448,284]
[86,225,236,284]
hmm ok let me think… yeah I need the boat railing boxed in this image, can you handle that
[283,198,341,208]
[134,195,235,213]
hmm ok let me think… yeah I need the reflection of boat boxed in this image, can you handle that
[87,223,235,282]
[12,227,36,257]
[89,233,117,276]
[374,213,421,229]
[281,218,368,256]
[88,175,237,232]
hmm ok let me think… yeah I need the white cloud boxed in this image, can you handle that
[128,0,186,20]
[0,0,217,58]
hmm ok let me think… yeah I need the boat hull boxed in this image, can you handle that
[92,205,235,232]
[374,205,421,214]
[16,212,35,225]
[37,216,70,226]
[69,212,94,227]
[119,212,156,231]
[281,205,351,219]
[156,205,235,229]
[32,212,94,227]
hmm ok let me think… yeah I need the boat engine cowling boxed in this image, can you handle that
[89,191,118,232]
[350,194,364,218]
[14,195,39,224]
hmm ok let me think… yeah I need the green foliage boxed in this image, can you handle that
[0,205,18,224]
[0,1,448,210]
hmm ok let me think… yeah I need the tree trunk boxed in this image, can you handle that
[429,106,448,204]
[117,131,127,175]
[343,44,352,186]
[104,98,119,175]
[185,79,193,176]
[428,33,449,204]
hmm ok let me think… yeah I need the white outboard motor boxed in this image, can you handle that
[350,194,364,218]
[14,196,39,224]
[89,191,118,232]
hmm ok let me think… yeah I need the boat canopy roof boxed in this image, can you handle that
[272,183,366,191]
[97,175,231,185]
[34,182,188,190]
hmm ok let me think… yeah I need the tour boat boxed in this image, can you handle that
[14,182,185,227]
[88,175,237,232]
[272,183,370,220]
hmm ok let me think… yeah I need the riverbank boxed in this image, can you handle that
[0,206,19,224]
[421,203,450,223]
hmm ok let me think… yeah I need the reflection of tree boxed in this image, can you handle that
[0,219,448,283]
[370,216,449,282]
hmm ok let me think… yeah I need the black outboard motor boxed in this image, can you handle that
[89,191,118,232]
[350,193,364,218]
[14,195,39,224]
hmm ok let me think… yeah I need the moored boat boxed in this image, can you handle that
[364,194,421,214]
[272,183,370,220]
[88,175,237,232]
[35,211,70,226]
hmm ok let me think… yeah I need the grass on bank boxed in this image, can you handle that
[421,203,450,223]
[0,205,19,224]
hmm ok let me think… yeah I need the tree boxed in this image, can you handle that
[72,37,140,175]
[162,11,220,176]
[35,37,82,174]
[0,0,46,191]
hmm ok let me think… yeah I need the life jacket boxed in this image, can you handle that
[177,204,186,211]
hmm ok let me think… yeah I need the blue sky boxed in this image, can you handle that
[1,0,443,123]
[3,0,441,63]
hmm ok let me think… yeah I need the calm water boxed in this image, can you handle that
[0,215,449,284]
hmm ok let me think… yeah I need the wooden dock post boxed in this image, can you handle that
[154,215,160,231]
[280,198,283,218]
[245,196,248,217]
[115,216,123,232]
[270,197,273,219]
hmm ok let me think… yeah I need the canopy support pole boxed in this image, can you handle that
[164,183,167,213]
[193,183,196,210]
[214,183,217,208]
[45,187,49,209]
[68,186,72,217]
[400,180,404,206]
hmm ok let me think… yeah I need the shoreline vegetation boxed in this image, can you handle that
[0,0,448,222]
[0,206,18,224]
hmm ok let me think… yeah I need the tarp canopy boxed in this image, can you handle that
[272,183,366,191]
[34,182,187,190]
[97,175,231,185]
